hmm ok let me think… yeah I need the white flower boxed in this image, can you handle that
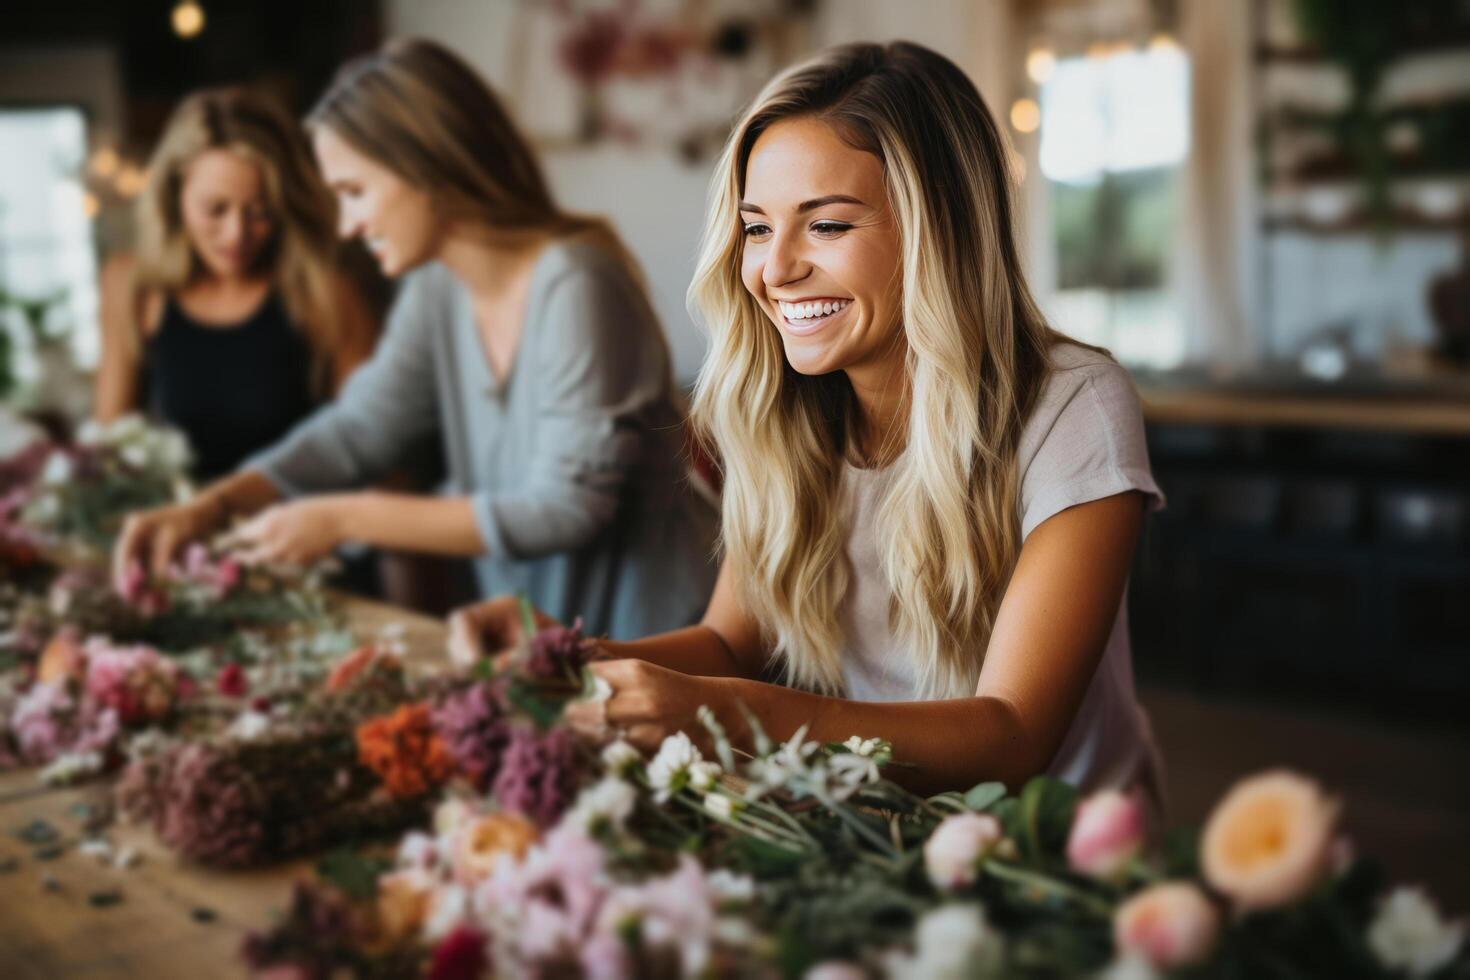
[703,793,738,821]
[396,831,440,870]
[647,731,702,802]
[161,431,191,469]
[1368,887,1465,977]
[1094,953,1162,980]
[38,750,104,785]
[706,869,756,903]
[422,882,469,942]
[887,904,1005,979]
[829,752,880,793]
[566,776,637,833]
[601,738,642,776]
[119,441,149,470]
[227,710,272,741]
[76,419,102,446]
[689,760,722,793]
[40,451,72,486]
[433,797,475,837]
[582,674,614,704]
[843,735,880,757]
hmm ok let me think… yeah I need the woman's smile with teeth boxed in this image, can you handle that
[778,298,851,321]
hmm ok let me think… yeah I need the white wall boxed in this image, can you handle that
[386,0,1023,384]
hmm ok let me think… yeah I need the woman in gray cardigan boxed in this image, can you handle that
[113,39,717,639]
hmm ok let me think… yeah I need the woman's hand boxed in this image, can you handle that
[446,595,560,672]
[227,497,347,567]
[564,659,735,753]
[114,497,225,588]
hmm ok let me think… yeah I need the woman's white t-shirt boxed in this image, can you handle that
[837,343,1166,806]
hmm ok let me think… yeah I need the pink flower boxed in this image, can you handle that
[923,812,1004,889]
[84,639,178,726]
[804,963,869,980]
[117,560,168,615]
[1200,770,1338,911]
[1113,881,1220,968]
[10,679,121,765]
[1067,789,1147,880]
[216,663,248,698]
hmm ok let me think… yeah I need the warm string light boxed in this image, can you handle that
[1026,47,1056,84]
[1010,98,1040,134]
[172,1,205,40]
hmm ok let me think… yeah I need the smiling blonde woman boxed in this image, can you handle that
[455,42,1166,806]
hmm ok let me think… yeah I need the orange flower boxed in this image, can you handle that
[453,811,539,883]
[376,868,436,942]
[327,645,382,692]
[1201,769,1339,911]
[37,630,86,684]
[356,703,456,799]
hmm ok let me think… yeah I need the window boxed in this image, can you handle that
[1038,43,1190,368]
[0,106,99,393]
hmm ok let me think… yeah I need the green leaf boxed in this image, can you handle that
[506,678,562,730]
[1161,825,1201,878]
[963,781,1007,812]
[518,595,538,641]
[316,848,390,902]
[1017,776,1078,862]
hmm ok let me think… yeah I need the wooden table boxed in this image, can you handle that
[1140,385,1470,436]
[0,597,448,979]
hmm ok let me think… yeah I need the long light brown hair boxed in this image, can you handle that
[306,37,631,262]
[691,42,1071,699]
[132,86,343,387]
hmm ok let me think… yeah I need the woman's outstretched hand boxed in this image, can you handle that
[446,595,560,672]
[113,497,224,590]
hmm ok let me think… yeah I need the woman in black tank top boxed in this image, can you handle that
[94,87,375,480]
[143,293,316,479]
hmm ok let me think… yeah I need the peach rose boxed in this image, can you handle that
[923,812,1005,889]
[1067,789,1146,880]
[453,811,539,883]
[1114,881,1220,968]
[37,630,86,684]
[1201,769,1338,911]
[376,867,436,942]
[325,645,378,693]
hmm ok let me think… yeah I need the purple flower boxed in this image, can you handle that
[491,726,581,827]
[9,679,121,765]
[432,682,512,791]
[524,619,590,680]
[155,744,266,866]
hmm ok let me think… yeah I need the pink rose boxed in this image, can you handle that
[803,963,869,980]
[923,812,1004,890]
[1067,788,1146,880]
[1114,881,1220,968]
[1201,770,1338,911]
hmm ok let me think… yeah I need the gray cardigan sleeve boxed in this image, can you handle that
[246,269,441,496]
[471,260,665,559]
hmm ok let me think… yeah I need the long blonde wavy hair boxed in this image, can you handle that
[306,37,640,276]
[691,41,1070,700]
[132,87,343,388]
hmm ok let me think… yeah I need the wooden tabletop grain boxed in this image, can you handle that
[0,596,449,979]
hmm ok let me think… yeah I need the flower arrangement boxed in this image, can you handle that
[16,415,191,549]
[243,610,1470,980]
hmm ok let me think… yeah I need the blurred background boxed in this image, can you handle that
[1,0,1467,904]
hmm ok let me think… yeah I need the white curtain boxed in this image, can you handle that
[1176,0,1261,372]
